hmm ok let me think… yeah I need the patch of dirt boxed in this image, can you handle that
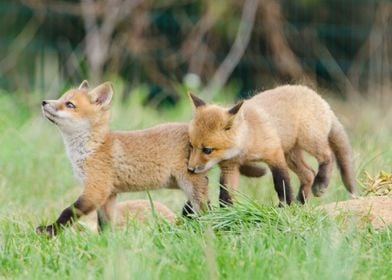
[319,196,392,229]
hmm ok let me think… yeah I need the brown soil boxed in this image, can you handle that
[319,196,392,229]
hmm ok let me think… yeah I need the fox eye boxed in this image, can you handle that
[65,101,76,109]
[202,147,214,155]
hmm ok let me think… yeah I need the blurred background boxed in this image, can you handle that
[0,0,391,104]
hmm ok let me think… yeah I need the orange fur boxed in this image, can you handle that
[37,81,267,236]
[37,81,209,236]
[188,85,356,205]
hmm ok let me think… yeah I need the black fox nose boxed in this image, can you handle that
[42,101,47,106]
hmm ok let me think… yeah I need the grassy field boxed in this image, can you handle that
[0,86,391,279]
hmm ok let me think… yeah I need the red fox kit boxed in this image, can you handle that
[37,81,211,236]
[188,85,356,205]
[37,81,265,236]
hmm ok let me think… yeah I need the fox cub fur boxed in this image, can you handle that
[188,85,356,205]
[37,81,210,236]
[37,81,266,236]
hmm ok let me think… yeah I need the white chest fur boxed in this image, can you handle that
[62,132,92,183]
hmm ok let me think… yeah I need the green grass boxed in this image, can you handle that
[0,87,391,279]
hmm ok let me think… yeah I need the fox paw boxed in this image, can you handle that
[36,224,57,238]
[181,201,196,218]
[312,182,328,197]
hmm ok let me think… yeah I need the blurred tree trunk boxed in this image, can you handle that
[202,0,259,96]
[81,0,141,84]
[260,0,305,81]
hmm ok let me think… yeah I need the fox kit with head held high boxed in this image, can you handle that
[37,81,212,236]
[188,85,356,205]
[38,81,266,236]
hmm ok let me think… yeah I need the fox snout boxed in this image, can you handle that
[41,100,55,110]
[187,165,206,173]
[41,100,59,125]
[42,100,51,109]
[188,152,205,173]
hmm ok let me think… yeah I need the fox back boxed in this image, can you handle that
[188,85,336,171]
[188,85,356,203]
[42,82,200,192]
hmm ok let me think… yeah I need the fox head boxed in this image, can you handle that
[41,81,113,136]
[187,93,244,173]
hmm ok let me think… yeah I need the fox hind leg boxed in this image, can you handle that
[286,148,315,204]
[311,147,333,197]
[264,148,293,206]
[97,194,117,232]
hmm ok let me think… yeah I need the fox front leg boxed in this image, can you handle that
[180,174,209,217]
[182,200,212,218]
[36,184,111,237]
[36,197,95,237]
[218,162,240,207]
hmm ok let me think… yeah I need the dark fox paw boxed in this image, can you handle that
[36,224,57,238]
[182,201,196,218]
[312,174,330,197]
[181,200,211,218]
[312,183,328,197]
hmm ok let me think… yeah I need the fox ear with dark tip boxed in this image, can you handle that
[228,101,244,115]
[188,92,206,109]
[225,101,244,130]
[89,82,113,109]
[79,80,89,90]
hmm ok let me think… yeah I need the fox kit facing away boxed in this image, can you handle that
[37,81,265,236]
[188,85,356,205]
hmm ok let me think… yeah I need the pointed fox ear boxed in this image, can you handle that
[88,82,113,108]
[188,92,206,109]
[79,80,89,90]
[227,101,244,115]
[225,101,244,130]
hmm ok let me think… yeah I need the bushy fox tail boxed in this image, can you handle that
[328,118,356,195]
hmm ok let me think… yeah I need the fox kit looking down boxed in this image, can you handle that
[37,81,266,236]
[188,85,356,205]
